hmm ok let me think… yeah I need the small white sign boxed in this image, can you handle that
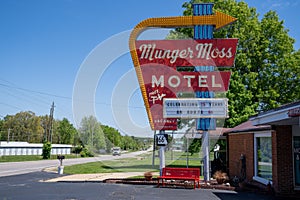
[156,134,168,146]
[163,98,228,119]
[185,133,202,139]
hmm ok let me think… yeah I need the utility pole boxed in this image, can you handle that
[49,102,55,143]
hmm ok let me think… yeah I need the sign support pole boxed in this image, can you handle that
[186,136,189,168]
[159,130,166,176]
[202,131,210,181]
[152,130,156,167]
[159,146,165,176]
[193,3,215,182]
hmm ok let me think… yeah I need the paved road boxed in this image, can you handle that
[0,172,281,200]
[0,150,149,177]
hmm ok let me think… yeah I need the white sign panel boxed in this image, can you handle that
[163,98,228,119]
[185,133,202,139]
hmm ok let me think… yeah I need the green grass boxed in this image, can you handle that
[64,153,159,174]
[64,162,121,174]
[64,152,203,174]
[0,155,43,162]
[0,154,81,162]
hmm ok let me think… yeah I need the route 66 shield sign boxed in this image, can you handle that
[156,134,168,146]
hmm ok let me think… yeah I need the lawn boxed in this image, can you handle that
[0,154,81,162]
[64,151,203,174]
[64,153,159,174]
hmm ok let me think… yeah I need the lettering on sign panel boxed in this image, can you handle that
[163,98,229,118]
[136,39,238,67]
[142,66,231,93]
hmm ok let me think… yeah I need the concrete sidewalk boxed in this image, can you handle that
[44,171,158,182]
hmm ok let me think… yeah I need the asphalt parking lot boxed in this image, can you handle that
[0,171,284,200]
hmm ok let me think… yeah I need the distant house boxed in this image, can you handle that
[225,101,300,197]
[0,142,72,156]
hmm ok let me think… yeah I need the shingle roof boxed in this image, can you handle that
[224,120,270,135]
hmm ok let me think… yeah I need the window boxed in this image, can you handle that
[254,132,272,185]
[294,136,300,187]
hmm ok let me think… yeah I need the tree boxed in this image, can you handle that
[120,135,142,151]
[0,118,4,140]
[39,115,50,142]
[57,118,77,144]
[79,116,106,152]
[188,138,201,156]
[101,125,122,152]
[171,0,300,127]
[3,111,43,142]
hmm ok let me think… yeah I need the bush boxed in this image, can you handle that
[213,170,229,184]
[42,142,52,159]
[80,147,94,157]
[144,171,153,181]
[73,145,83,154]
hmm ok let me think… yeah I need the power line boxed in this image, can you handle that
[0,83,71,100]
[0,102,23,110]
[0,82,145,109]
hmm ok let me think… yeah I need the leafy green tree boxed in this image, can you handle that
[39,115,50,142]
[79,116,106,152]
[188,138,201,156]
[120,135,142,151]
[3,111,43,142]
[171,0,300,127]
[101,125,122,151]
[0,118,4,140]
[57,118,77,144]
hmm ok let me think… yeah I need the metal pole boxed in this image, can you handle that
[186,137,189,168]
[193,3,215,182]
[171,131,174,161]
[159,146,165,176]
[159,130,166,176]
[202,131,210,181]
[152,130,156,167]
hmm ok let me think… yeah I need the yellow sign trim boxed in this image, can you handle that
[129,12,237,130]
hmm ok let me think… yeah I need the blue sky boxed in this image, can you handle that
[0,0,299,137]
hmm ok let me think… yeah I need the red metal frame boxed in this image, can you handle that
[157,167,201,189]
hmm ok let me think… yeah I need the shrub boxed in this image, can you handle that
[73,145,83,154]
[80,147,94,157]
[213,170,229,184]
[42,141,52,159]
[144,171,153,181]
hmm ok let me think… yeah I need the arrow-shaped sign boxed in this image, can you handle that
[129,11,237,130]
[132,11,237,30]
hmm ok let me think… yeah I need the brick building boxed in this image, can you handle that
[225,101,300,197]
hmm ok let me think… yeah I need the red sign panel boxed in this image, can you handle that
[141,65,231,130]
[142,65,231,93]
[135,39,238,67]
[145,80,178,130]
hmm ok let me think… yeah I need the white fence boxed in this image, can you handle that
[0,142,72,156]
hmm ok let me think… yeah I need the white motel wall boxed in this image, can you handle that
[0,142,72,156]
